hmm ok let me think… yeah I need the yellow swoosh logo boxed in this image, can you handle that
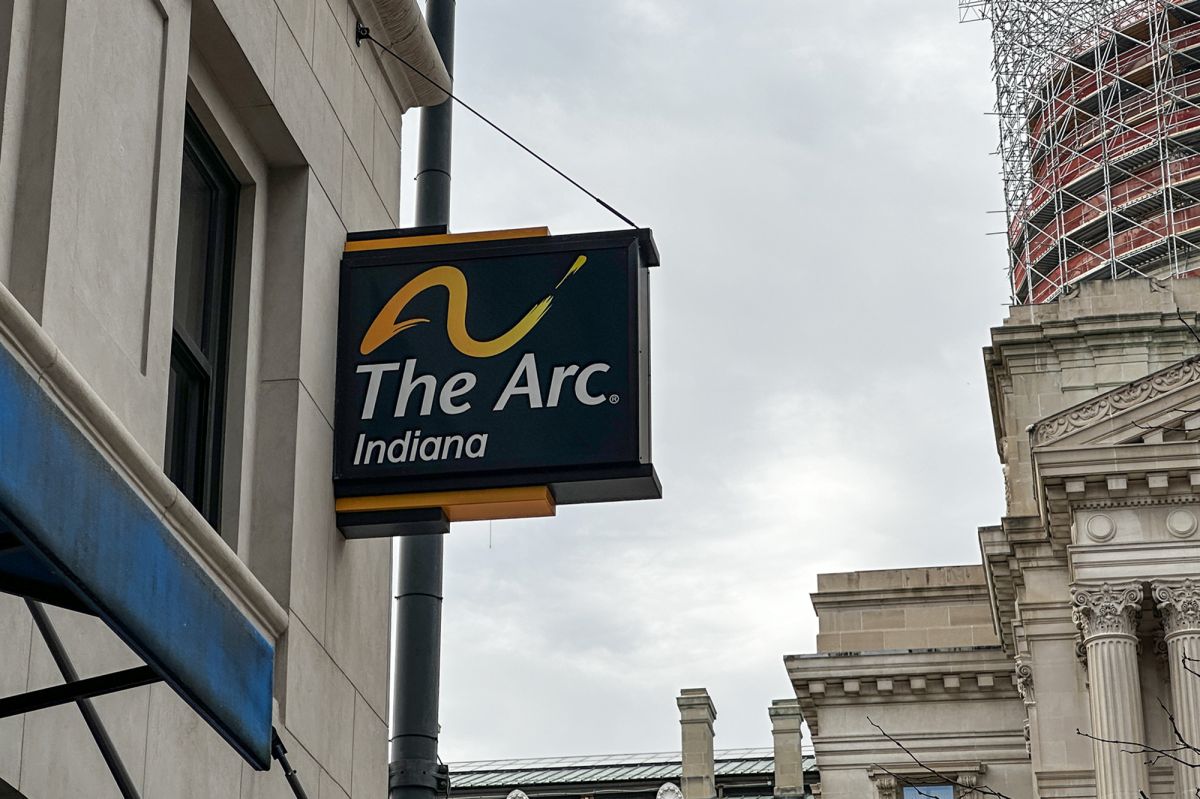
[360,255,588,358]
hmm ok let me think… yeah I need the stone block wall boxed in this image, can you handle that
[0,0,441,796]
[985,278,1200,517]
[812,566,999,653]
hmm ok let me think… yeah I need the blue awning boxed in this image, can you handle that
[0,315,277,769]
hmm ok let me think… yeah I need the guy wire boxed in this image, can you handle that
[358,25,639,230]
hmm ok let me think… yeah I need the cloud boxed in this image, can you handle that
[403,0,1011,761]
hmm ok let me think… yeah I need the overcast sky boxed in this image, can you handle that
[399,0,1012,763]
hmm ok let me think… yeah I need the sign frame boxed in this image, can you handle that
[333,226,660,536]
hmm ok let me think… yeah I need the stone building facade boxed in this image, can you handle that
[0,0,447,796]
[787,566,1029,798]
[786,278,1200,798]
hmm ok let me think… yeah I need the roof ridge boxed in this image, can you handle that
[449,747,775,770]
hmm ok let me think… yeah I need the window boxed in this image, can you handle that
[903,787,954,799]
[165,108,238,529]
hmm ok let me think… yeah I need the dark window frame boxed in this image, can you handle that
[166,107,239,529]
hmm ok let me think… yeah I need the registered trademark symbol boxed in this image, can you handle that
[608,394,620,404]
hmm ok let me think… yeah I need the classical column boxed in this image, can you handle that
[1153,579,1200,798]
[1071,582,1150,799]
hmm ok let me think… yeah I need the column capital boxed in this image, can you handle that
[1153,578,1200,638]
[1071,581,1143,641]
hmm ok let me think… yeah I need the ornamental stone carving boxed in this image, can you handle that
[1071,582,1143,640]
[1085,513,1116,542]
[1153,633,1169,663]
[1153,579,1200,637]
[953,775,979,799]
[873,776,896,799]
[1166,509,1199,539]
[1015,661,1035,705]
[1032,355,1200,445]
[656,784,683,799]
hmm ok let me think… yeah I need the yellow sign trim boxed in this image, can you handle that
[344,226,550,253]
[335,486,555,523]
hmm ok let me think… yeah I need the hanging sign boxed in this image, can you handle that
[333,226,660,537]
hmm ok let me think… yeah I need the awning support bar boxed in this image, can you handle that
[20,600,154,799]
[0,664,158,718]
[271,729,312,799]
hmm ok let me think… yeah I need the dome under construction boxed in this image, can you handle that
[964,0,1200,303]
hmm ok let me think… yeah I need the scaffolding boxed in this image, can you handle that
[963,0,1200,302]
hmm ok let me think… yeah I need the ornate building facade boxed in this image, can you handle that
[787,278,1200,798]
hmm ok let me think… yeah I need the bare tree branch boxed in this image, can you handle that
[865,658,1200,799]
[867,717,1015,799]
[1158,694,1200,761]
[1075,726,1199,770]
[1129,413,1200,434]
[1178,309,1200,349]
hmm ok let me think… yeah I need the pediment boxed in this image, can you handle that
[1031,354,1200,449]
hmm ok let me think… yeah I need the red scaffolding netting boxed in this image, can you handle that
[963,0,1200,303]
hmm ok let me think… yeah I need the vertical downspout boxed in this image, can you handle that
[389,3,454,799]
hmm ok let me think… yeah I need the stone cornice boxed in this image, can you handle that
[809,583,991,614]
[1036,443,1200,483]
[1037,463,1200,540]
[867,762,985,781]
[980,516,1069,655]
[984,278,1200,448]
[1031,355,1200,447]
[786,648,1018,735]
[980,524,1018,654]
[1070,541,1200,585]
[0,281,287,640]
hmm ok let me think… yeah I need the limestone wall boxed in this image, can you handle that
[812,566,998,653]
[0,0,442,796]
[985,278,1200,518]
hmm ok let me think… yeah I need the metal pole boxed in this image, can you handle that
[389,534,446,799]
[414,0,455,230]
[272,730,312,799]
[390,3,454,799]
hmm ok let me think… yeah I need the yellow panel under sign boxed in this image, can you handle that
[334,486,555,523]
[343,226,550,253]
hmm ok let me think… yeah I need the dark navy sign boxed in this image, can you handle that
[334,228,659,531]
